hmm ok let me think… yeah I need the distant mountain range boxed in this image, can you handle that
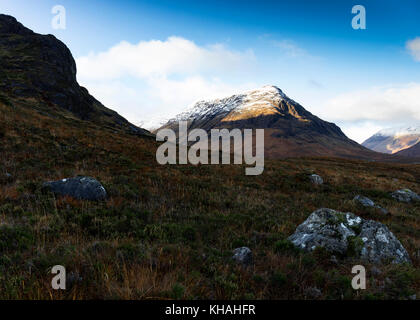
[156,85,397,160]
[362,126,420,154]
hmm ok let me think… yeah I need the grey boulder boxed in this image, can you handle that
[232,247,252,266]
[353,195,375,207]
[43,176,107,201]
[288,208,410,264]
[353,195,389,215]
[391,189,420,203]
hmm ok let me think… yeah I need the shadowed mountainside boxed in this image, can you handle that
[0,14,151,136]
[395,142,420,158]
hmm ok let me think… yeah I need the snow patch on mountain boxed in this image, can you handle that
[167,85,290,123]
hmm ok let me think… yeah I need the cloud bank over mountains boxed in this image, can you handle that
[76,37,256,128]
[76,36,420,141]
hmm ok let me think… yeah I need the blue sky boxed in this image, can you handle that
[2,0,420,142]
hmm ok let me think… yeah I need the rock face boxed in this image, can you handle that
[353,195,389,215]
[0,14,151,137]
[288,208,410,264]
[391,189,420,203]
[232,247,252,266]
[309,174,323,185]
[43,177,107,201]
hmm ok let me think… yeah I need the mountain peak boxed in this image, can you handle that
[254,84,286,95]
[167,84,295,125]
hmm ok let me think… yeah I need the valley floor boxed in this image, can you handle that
[0,97,419,299]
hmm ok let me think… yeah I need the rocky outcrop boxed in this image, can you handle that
[288,208,410,264]
[391,189,420,203]
[43,176,107,201]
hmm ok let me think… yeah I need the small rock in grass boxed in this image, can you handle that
[353,195,389,215]
[232,247,252,266]
[309,174,323,185]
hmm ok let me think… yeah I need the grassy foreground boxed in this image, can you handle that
[0,96,419,299]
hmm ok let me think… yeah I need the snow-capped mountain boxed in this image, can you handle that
[168,85,290,124]
[362,125,420,154]
[157,85,383,159]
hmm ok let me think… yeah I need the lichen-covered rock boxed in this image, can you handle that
[309,174,323,185]
[232,247,252,266]
[43,176,107,201]
[353,195,389,215]
[391,189,420,203]
[288,208,410,264]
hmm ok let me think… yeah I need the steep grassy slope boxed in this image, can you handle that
[1,96,419,300]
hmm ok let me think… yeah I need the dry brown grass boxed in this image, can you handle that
[0,97,419,300]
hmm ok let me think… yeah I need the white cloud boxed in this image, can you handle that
[76,37,256,129]
[406,37,420,62]
[273,40,308,58]
[75,37,256,129]
[314,83,420,143]
[337,121,384,144]
[320,83,420,123]
[77,36,255,80]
